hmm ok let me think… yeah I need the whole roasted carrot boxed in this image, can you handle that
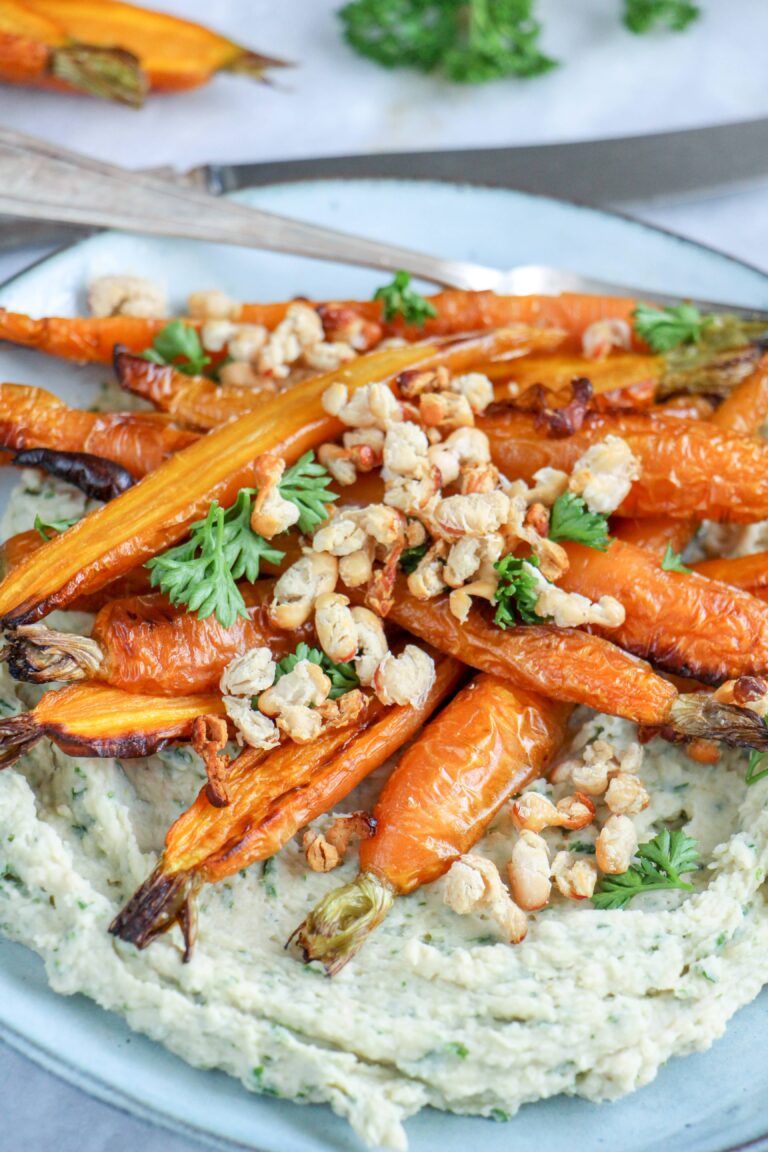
[0,0,145,104]
[0,682,225,769]
[3,582,311,694]
[109,652,463,956]
[0,382,198,477]
[0,334,512,626]
[559,538,768,682]
[379,576,768,745]
[293,674,567,974]
[481,408,768,521]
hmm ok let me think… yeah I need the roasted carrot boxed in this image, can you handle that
[0,682,225,768]
[115,349,276,431]
[2,0,283,102]
[0,527,152,610]
[109,652,463,955]
[0,334,519,626]
[293,675,567,973]
[558,538,768,683]
[0,0,144,104]
[611,516,692,555]
[241,291,637,351]
[0,382,198,477]
[377,576,768,745]
[692,552,768,596]
[0,309,173,362]
[481,408,768,522]
[3,581,311,695]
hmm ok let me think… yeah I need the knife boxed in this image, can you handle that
[4,116,768,252]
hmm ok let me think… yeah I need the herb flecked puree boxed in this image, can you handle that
[1,475,767,1151]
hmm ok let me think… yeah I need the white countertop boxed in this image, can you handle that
[2,2,768,1149]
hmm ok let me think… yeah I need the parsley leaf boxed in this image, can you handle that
[592,828,699,910]
[493,554,545,629]
[548,492,611,552]
[623,0,700,33]
[34,513,82,541]
[399,540,430,574]
[140,319,211,377]
[373,271,437,326]
[146,491,285,628]
[633,303,713,353]
[340,0,555,84]
[661,543,691,573]
[275,642,360,700]
[279,451,339,534]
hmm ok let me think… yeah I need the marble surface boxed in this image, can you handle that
[2,2,768,1148]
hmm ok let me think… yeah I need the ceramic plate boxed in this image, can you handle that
[1,180,768,1152]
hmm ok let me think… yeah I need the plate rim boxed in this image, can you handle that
[1,175,768,1152]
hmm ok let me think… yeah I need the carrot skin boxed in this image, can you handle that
[481,409,768,521]
[560,539,768,682]
[380,575,677,725]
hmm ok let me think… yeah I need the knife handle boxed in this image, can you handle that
[0,127,495,291]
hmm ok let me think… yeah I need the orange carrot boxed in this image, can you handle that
[109,652,463,955]
[559,538,768,682]
[0,382,198,477]
[293,675,568,973]
[3,582,311,695]
[0,682,225,768]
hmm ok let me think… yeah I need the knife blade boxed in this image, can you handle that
[3,117,768,253]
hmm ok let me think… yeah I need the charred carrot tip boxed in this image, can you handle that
[668,693,768,749]
[0,712,43,769]
[109,865,197,952]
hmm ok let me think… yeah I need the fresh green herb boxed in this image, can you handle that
[493,553,545,629]
[260,857,278,899]
[660,543,691,574]
[140,318,211,376]
[633,302,713,353]
[340,0,554,84]
[34,513,81,541]
[399,540,430,574]
[549,491,611,551]
[490,1108,511,1123]
[446,1041,469,1059]
[373,271,437,326]
[592,828,699,910]
[623,0,700,33]
[276,642,360,700]
[146,491,285,628]
[568,841,596,855]
[279,451,339,534]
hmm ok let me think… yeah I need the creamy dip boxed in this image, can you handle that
[1,475,767,1150]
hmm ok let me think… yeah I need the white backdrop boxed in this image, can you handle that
[1,0,767,168]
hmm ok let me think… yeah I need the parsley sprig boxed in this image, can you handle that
[549,492,611,552]
[34,513,82,541]
[493,554,545,629]
[340,0,555,84]
[146,492,285,628]
[280,451,339,533]
[661,543,691,574]
[633,303,713,353]
[592,828,699,910]
[374,271,437,326]
[276,642,360,700]
[623,0,700,33]
[140,319,211,376]
[145,454,337,627]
